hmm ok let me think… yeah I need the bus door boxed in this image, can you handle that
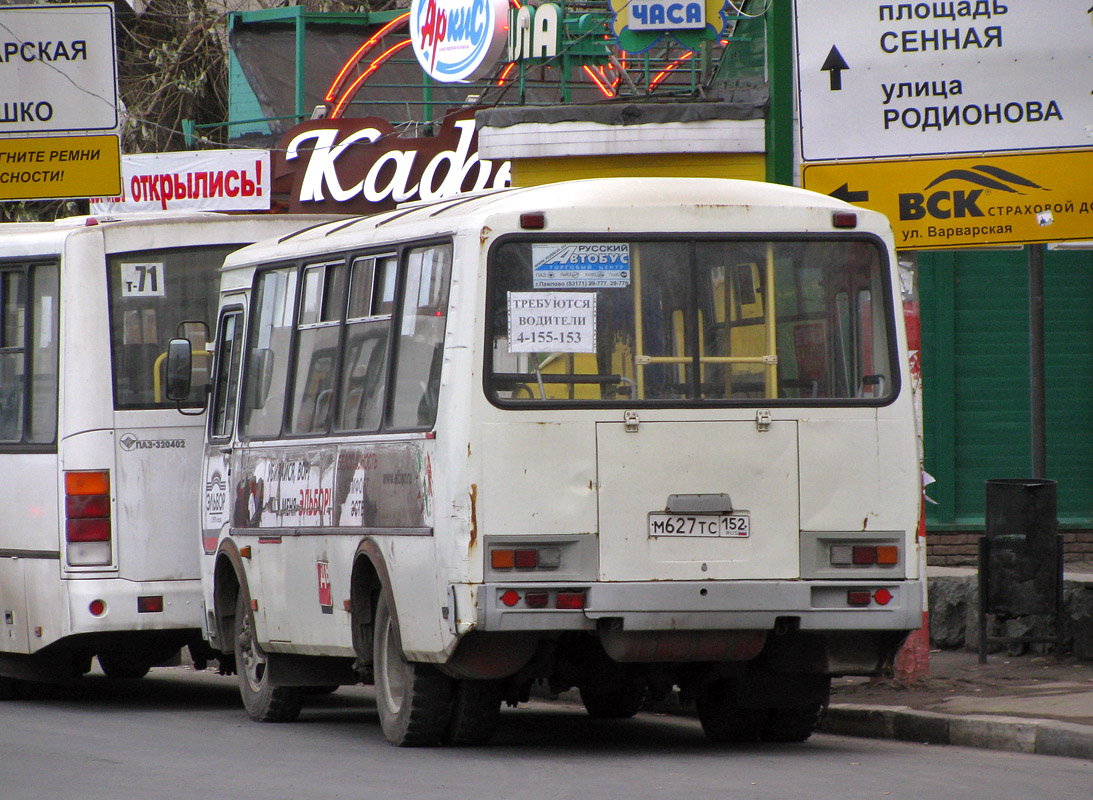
[593,240,800,582]
[202,298,248,560]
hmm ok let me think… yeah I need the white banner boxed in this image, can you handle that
[90,150,270,213]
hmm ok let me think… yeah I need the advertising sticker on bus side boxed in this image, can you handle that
[531,243,630,288]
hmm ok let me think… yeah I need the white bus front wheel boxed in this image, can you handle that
[234,592,302,722]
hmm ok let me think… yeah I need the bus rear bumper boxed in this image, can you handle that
[479,580,924,634]
[66,578,205,635]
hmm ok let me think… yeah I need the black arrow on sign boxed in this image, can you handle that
[821,46,850,90]
[830,183,869,203]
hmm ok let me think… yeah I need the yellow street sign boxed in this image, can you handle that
[0,135,121,201]
[802,150,1093,250]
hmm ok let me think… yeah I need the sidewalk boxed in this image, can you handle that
[823,648,1093,759]
[820,561,1093,760]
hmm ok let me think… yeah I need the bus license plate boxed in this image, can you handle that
[648,513,750,538]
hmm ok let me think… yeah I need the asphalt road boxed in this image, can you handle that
[0,666,1090,800]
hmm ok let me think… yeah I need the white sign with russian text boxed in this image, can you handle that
[0,4,118,135]
[507,292,598,353]
[90,150,270,213]
[794,1,1093,161]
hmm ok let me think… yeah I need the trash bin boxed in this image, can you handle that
[978,478,1063,662]
[983,478,1059,615]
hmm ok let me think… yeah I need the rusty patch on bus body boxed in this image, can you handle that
[469,483,478,549]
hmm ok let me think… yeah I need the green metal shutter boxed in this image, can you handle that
[919,247,1093,529]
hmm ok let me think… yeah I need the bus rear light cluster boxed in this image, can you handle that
[490,546,561,571]
[847,588,894,607]
[65,470,112,567]
[829,544,899,567]
[499,589,586,610]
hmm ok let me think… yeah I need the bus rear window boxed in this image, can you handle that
[108,246,230,409]
[486,238,896,405]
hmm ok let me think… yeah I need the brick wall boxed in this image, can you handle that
[926,530,1093,566]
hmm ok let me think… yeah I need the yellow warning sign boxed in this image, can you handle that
[802,150,1093,250]
[0,135,121,201]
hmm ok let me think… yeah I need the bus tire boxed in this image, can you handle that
[760,704,823,743]
[446,679,502,746]
[234,593,302,722]
[0,675,18,701]
[696,680,765,743]
[579,680,647,720]
[373,592,451,746]
[96,652,151,680]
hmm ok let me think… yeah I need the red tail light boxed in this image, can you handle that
[65,470,111,566]
[556,592,586,610]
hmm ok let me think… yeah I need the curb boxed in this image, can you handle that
[820,703,1093,761]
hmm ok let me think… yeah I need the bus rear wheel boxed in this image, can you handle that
[234,592,302,722]
[579,680,647,720]
[696,680,765,743]
[760,704,823,743]
[373,593,452,746]
[96,652,152,680]
[446,679,502,746]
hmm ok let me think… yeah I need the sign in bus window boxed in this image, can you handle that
[108,247,226,410]
[507,291,597,353]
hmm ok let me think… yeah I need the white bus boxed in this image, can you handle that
[171,178,924,746]
[0,211,337,693]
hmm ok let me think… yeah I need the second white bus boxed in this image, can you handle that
[171,178,924,745]
[0,211,335,693]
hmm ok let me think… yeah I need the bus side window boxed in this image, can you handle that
[242,268,298,438]
[336,254,394,433]
[289,261,346,435]
[389,244,452,430]
[0,269,26,441]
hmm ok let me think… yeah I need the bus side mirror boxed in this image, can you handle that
[246,348,275,409]
[165,338,193,401]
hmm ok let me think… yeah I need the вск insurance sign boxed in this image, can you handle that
[409,0,509,82]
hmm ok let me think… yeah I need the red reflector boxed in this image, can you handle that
[520,212,545,229]
[137,595,164,613]
[873,588,893,606]
[66,494,110,519]
[66,518,111,542]
[852,545,877,565]
[524,592,549,609]
[832,211,858,228]
[500,590,520,607]
[514,549,538,569]
[89,600,106,617]
[556,592,586,610]
[847,590,872,606]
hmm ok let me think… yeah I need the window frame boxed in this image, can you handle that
[0,259,60,452]
[237,236,454,442]
[482,231,902,410]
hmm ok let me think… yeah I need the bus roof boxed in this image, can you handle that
[221,178,892,272]
[0,212,342,260]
